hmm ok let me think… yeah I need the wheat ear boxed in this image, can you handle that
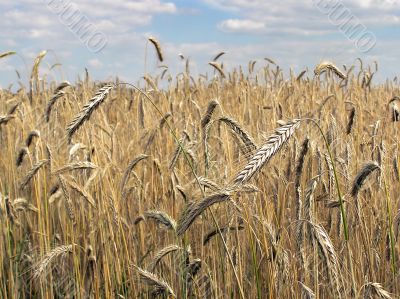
[25,130,40,147]
[298,282,316,299]
[0,51,16,59]
[148,37,164,62]
[133,265,176,298]
[314,61,346,80]
[31,244,73,280]
[58,175,76,224]
[0,115,15,125]
[360,282,392,299]
[176,191,231,236]
[45,91,65,122]
[203,223,244,245]
[16,147,29,167]
[20,160,48,189]
[212,51,225,61]
[234,119,300,184]
[350,162,380,198]
[147,245,182,272]
[208,62,225,78]
[296,70,307,81]
[121,154,148,192]
[52,161,98,175]
[144,210,177,230]
[219,116,257,151]
[66,83,115,142]
[346,107,356,134]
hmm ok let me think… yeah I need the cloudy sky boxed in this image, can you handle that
[0,0,399,88]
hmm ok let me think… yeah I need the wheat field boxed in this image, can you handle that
[0,49,399,298]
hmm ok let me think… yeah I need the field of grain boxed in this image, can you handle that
[0,49,399,298]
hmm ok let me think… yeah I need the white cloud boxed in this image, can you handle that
[87,58,103,68]
[0,0,177,42]
[204,0,400,36]
[218,19,266,33]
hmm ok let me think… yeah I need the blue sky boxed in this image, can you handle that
[0,0,399,88]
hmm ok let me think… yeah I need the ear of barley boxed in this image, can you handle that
[236,183,260,194]
[264,57,276,65]
[52,161,98,176]
[58,175,76,224]
[203,224,244,245]
[195,176,221,192]
[30,50,47,82]
[66,83,115,142]
[20,160,48,190]
[0,51,16,59]
[147,245,182,272]
[68,143,86,160]
[304,178,318,223]
[29,50,47,103]
[148,37,163,62]
[16,147,29,167]
[144,210,176,230]
[49,184,60,196]
[295,137,309,222]
[133,265,176,298]
[143,75,158,91]
[295,137,309,184]
[5,195,17,225]
[201,99,219,129]
[208,62,225,78]
[391,104,400,122]
[346,107,356,134]
[298,282,316,299]
[121,154,148,192]
[350,162,380,198]
[13,198,38,213]
[176,191,231,236]
[108,196,119,227]
[389,97,400,122]
[45,144,53,173]
[300,221,341,296]
[7,102,20,115]
[296,70,307,81]
[326,199,347,208]
[159,112,172,129]
[53,80,70,94]
[212,51,225,61]
[169,132,189,170]
[219,116,257,152]
[176,185,188,201]
[233,119,300,184]
[0,114,15,126]
[201,100,219,171]
[45,91,65,122]
[393,210,400,240]
[361,282,392,299]
[65,179,96,208]
[249,60,256,73]
[134,215,145,225]
[25,130,40,147]
[314,61,346,80]
[389,96,400,104]
[312,94,335,118]
[32,244,73,280]
[161,68,168,79]
[186,258,202,284]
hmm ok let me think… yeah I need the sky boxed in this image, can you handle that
[0,0,399,88]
